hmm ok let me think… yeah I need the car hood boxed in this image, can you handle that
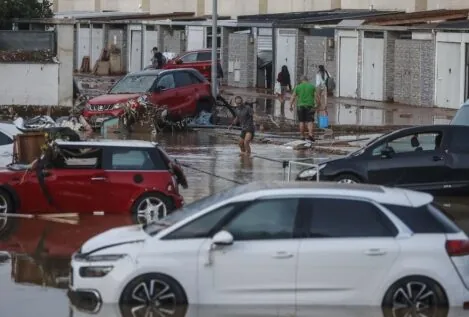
[88,93,141,105]
[80,225,147,254]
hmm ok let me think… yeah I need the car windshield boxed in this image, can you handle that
[109,75,158,94]
[143,186,238,236]
[451,105,469,125]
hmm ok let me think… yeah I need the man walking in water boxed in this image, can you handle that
[290,75,316,141]
[229,96,255,155]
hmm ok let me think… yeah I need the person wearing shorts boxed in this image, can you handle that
[290,75,316,141]
[229,96,255,155]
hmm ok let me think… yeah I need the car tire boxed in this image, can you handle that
[131,192,174,225]
[0,189,16,241]
[120,273,188,317]
[334,173,361,184]
[382,276,448,317]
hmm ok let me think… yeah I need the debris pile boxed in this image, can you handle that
[0,49,56,63]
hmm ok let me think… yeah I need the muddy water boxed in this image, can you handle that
[0,130,468,317]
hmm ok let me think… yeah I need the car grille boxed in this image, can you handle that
[88,104,113,111]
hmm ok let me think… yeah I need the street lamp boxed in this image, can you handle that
[211,0,218,97]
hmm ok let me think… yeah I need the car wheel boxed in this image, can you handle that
[131,193,173,225]
[0,189,16,241]
[120,273,188,317]
[334,174,361,184]
[382,276,448,317]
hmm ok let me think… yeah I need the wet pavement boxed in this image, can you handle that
[1,130,469,317]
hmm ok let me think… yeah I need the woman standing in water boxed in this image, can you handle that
[316,65,330,110]
[229,96,255,156]
[277,65,292,104]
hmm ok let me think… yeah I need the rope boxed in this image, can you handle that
[179,162,245,185]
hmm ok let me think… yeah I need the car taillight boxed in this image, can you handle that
[446,240,469,257]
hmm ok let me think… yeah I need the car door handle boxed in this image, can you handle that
[364,249,387,256]
[272,251,293,259]
[433,156,443,161]
[90,176,107,181]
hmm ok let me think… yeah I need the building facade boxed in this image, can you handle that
[53,0,469,15]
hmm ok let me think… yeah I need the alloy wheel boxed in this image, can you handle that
[0,195,8,232]
[129,279,177,317]
[337,178,356,184]
[136,197,167,224]
[391,282,436,317]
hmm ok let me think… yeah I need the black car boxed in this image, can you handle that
[296,125,469,193]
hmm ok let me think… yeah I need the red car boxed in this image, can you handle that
[0,139,187,220]
[83,68,214,128]
[163,49,222,81]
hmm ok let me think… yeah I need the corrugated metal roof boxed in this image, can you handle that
[337,19,365,28]
[365,9,469,26]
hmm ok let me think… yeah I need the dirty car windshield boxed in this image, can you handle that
[143,187,237,236]
[109,75,157,94]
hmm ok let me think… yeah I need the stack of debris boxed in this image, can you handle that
[0,49,56,63]
[80,44,123,75]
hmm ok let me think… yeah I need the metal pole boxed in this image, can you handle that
[211,0,218,97]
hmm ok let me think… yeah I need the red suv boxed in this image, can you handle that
[83,68,213,128]
[163,49,221,81]
[0,139,187,221]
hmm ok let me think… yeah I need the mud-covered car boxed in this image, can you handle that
[0,139,187,221]
[83,68,214,128]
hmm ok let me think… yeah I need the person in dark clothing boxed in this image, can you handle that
[152,47,164,69]
[229,96,255,155]
[277,65,292,103]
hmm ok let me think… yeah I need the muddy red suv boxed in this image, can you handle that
[0,139,187,221]
[162,49,221,81]
[83,68,213,127]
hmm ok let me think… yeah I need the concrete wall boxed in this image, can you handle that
[340,0,426,11]
[384,32,399,101]
[160,27,186,55]
[227,33,255,88]
[266,0,340,13]
[0,63,59,106]
[427,0,469,9]
[303,36,337,84]
[56,24,75,107]
[394,39,435,106]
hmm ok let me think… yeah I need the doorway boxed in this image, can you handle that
[465,43,469,101]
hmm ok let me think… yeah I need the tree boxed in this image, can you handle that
[0,0,53,28]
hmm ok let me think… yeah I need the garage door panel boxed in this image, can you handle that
[339,37,358,98]
[436,42,461,109]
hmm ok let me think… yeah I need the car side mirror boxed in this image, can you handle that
[381,147,393,158]
[175,59,183,65]
[212,230,233,246]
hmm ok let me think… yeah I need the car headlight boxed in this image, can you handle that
[83,254,127,262]
[298,164,326,179]
[113,103,124,109]
[79,266,114,278]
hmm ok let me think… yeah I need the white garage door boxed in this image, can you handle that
[130,30,142,73]
[258,28,272,52]
[361,38,385,101]
[276,29,297,88]
[339,36,358,98]
[436,42,461,109]
[78,24,91,69]
[90,25,104,70]
[187,26,206,51]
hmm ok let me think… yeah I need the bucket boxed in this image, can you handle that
[318,111,329,129]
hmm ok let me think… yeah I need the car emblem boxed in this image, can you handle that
[98,105,103,111]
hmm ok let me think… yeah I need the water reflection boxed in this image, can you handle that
[67,304,465,317]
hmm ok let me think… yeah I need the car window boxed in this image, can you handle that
[449,128,469,152]
[110,149,156,170]
[383,203,460,234]
[197,52,211,61]
[50,147,102,169]
[163,204,237,240]
[372,132,442,156]
[189,73,203,84]
[451,105,469,125]
[180,53,197,63]
[174,72,194,87]
[0,131,13,146]
[109,75,158,94]
[305,198,396,238]
[156,74,175,90]
[223,199,299,240]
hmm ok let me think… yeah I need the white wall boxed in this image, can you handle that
[152,0,200,14]
[340,0,426,11]
[0,64,59,106]
[267,0,339,13]
[205,0,261,17]
[427,0,469,9]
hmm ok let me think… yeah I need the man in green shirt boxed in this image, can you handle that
[290,75,316,141]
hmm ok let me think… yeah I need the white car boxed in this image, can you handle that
[69,181,469,313]
[0,123,21,167]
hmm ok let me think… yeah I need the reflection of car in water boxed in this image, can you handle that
[297,125,469,194]
[0,215,135,289]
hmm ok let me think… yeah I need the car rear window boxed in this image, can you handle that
[383,203,460,234]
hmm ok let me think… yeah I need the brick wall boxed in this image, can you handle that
[303,36,337,84]
[220,27,234,85]
[384,32,399,101]
[356,31,363,99]
[227,33,255,88]
[394,39,435,106]
[160,27,186,55]
[295,29,307,83]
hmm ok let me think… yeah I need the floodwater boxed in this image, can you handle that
[0,130,468,317]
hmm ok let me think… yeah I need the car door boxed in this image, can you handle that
[175,52,198,69]
[366,130,449,189]
[0,130,14,166]
[197,198,301,305]
[195,51,212,78]
[444,127,469,190]
[45,146,105,214]
[101,147,165,213]
[149,73,179,117]
[296,198,400,306]
[173,71,197,117]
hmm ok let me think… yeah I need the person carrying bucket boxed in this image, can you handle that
[290,75,316,142]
